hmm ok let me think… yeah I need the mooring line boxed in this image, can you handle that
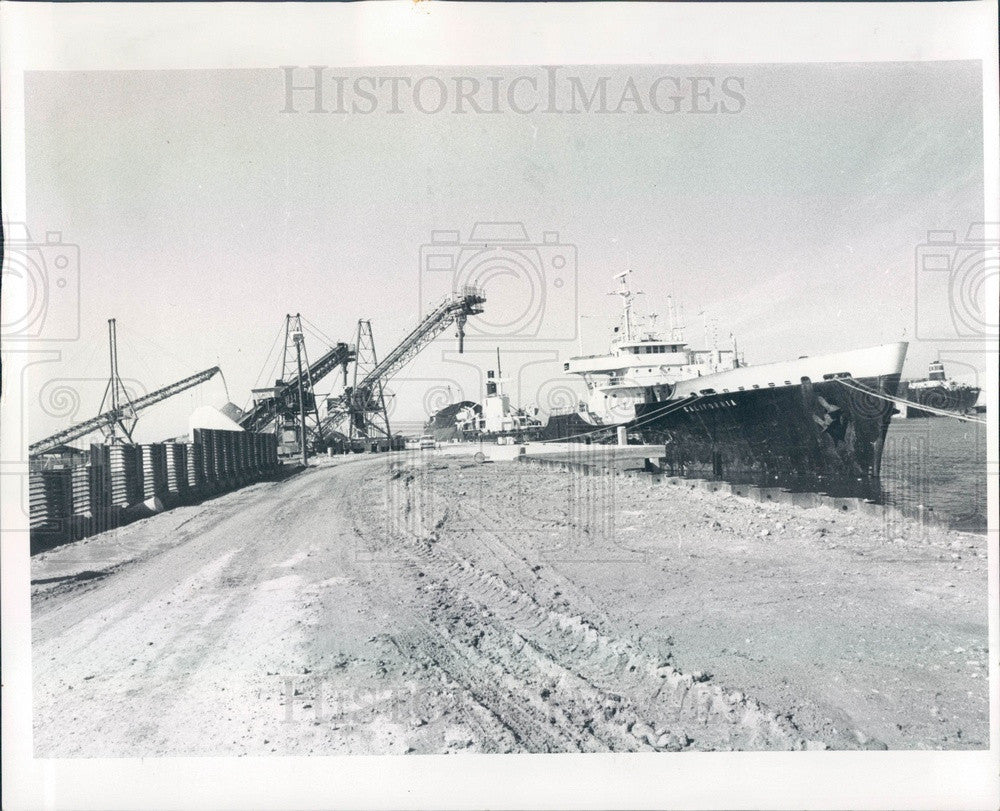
[836,378,986,425]
[536,394,703,445]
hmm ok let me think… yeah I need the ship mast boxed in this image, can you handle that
[610,270,642,342]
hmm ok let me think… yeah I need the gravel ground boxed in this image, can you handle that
[31,451,989,755]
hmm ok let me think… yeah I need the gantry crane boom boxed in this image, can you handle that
[238,341,355,434]
[29,366,222,456]
[358,288,485,391]
[324,287,485,433]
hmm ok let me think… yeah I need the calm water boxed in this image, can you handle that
[880,417,988,533]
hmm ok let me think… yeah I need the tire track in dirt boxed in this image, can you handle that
[420,458,893,750]
[346,464,620,752]
[347,458,835,752]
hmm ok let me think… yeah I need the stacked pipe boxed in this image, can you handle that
[141,444,168,502]
[109,444,144,507]
[29,468,72,547]
[187,442,205,491]
[165,443,189,503]
[194,429,217,492]
[29,430,280,553]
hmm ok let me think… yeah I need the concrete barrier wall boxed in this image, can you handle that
[29,430,280,552]
[432,441,665,462]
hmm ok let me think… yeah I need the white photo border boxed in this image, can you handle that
[2,2,997,809]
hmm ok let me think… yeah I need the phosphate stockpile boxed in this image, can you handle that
[29,429,280,553]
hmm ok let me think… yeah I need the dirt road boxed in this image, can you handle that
[31,453,989,755]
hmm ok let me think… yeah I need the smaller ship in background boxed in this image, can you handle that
[425,351,543,443]
[423,399,478,442]
[896,359,981,418]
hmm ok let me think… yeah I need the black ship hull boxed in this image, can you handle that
[539,411,613,442]
[631,373,903,491]
[896,382,981,418]
[457,428,545,443]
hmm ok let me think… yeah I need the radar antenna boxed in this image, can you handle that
[608,269,643,342]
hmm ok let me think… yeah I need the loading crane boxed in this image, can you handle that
[30,365,222,456]
[324,287,485,437]
[239,337,355,435]
[30,318,224,456]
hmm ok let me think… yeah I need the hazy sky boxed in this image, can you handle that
[24,61,986,441]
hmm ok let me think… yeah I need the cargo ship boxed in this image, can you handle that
[425,355,543,443]
[895,359,981,418]
[542,271,908,489]
[424,400,478,442]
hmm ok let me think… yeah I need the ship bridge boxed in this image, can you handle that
[564,342,691,375]
[616,340,687,355]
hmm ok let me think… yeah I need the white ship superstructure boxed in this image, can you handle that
[561,270,739,425]
[908,359,948,392]
[455,366,542,439]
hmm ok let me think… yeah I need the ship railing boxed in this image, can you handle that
[567,352,617,361]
